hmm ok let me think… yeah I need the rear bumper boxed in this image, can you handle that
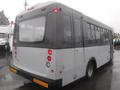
[9,66,62,88]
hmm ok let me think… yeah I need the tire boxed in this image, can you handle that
[109,58,113,65]
[86,61,95,78]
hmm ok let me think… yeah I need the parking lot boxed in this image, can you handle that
[0,49,120,90]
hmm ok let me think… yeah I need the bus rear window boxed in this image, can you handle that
[19,16,46,42]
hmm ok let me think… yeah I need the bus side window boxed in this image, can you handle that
[74,19,83,47]
[84,22,91,46]
[63,15,73,48]
[84,22,96,46]
[105,30,109,44]
[109,31,112,44]
[100,28,105,44]
[101,28,108,45]
[96,27,101,45]
[90,24,96,42]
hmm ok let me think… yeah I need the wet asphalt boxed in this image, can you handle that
[0,49,120,90]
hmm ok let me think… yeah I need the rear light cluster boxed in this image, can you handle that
[47,49,54,73]
[47,49,53,62]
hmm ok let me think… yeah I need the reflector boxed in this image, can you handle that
[33,78,48,88]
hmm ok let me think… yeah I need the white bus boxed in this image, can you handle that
[10,2,113,89]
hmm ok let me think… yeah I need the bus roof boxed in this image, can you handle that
[83,15,113,30]
[17,1,56,16]
[17,2,113,31]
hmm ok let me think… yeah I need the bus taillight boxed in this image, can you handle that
[47,56,52,61]
[52,8,61,13]
[48,49,52,55]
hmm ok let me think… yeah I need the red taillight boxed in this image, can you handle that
[52,8,61,13]
[47,56,52,61]
[48,49,52,55]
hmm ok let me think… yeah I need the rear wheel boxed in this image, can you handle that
[86,61,95,78]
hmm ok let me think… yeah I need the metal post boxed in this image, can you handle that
[24,0,28,10]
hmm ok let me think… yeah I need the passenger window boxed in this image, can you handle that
[87,23,91,42]
[63,15,73,47]
[100,28,106,44]
[84,22,111,46]
[84,23,91,46]
[90,24,96,41]
[96,27,101,44]
[109,31,112,44]
[84,22,96,46]
[104,30,109,44]
[74,19,83,47]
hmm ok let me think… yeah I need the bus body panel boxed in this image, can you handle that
[73,48,85,81]
[55,49,75,86]
[56,48,85,86]
[13,47,56,80]
[84,45,110,68]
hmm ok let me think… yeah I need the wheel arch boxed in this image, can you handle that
[88,57,97,70]
[85,57,97,78]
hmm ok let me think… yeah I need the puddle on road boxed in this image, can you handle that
[0,67,24,90]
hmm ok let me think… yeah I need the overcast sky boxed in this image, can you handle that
[0,0,119,33]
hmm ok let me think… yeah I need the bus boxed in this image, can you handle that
[10,2,113,89]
